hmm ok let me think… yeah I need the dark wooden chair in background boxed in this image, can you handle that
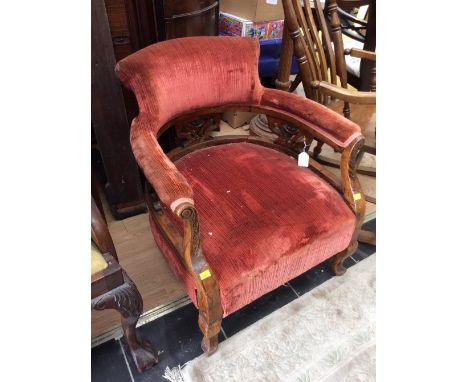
[116,36,367,355]
[91,196,158,372]
[334,0,376,91]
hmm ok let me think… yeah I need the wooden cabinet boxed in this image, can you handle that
[155,0,219,40]
[92,0,219,219]
[92,0,145,219]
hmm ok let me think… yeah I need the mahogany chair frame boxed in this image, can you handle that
[144,103,366,354]
[91,197,158,372]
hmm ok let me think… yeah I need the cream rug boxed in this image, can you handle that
[164,255,376,382]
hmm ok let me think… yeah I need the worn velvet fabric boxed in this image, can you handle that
[115,36,360,316]
[260,88,361,147]
[151,143,355,316]
[115,36,361,212]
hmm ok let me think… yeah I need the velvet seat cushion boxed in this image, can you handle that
[150,143,355,316]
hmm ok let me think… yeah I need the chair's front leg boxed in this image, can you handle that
[177,203,223,355]
[332,137,366,276]
[197,282,223,354]
[92,272,158,372]
[331,241,358,276]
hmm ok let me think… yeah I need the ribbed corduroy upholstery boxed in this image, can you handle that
[151,143,355,316]
[115,36,361,318]
[260,88,362,147]
[116,37,263,211]
[115,36,361,212]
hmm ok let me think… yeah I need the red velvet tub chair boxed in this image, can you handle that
[115,36,366,355]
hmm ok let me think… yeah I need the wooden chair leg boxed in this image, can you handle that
[358,230,376,246]
[196,287,223,355]
[212,113,221,132]
[92,272,158,372]
[313,141,324,157]
[194,279,223,355]
[330,241,358,276]
[199,313,222,355]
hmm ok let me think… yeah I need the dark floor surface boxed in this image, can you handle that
[92,219,376,382]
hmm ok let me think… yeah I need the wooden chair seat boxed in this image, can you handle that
[317,100,376,177]
[343,39,364,78]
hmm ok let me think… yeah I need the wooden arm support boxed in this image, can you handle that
[311,81,376,104]
[344,47,376,61]
[174,202,223,354]
[341,137,366,229]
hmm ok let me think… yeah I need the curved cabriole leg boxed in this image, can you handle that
[92,272,158,372]
[177,203,223,355]
[331,241,358,276]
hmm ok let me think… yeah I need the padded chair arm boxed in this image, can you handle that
[311,81,376,105]
[131,117,194,212]
[260,88,362,149]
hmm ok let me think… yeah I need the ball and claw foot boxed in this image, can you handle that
[92,272,159,373]
[130,340,158,373]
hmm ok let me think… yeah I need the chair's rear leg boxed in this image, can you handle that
[331,241,358,276]
[313,141,324,157]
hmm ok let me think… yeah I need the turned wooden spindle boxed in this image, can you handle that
[282,0,315,99]
[327,0,351,118]
[370,65,376,92]
[275,27,294,92]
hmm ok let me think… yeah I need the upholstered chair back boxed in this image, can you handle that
[116,36,264,131]
[115,36,362,214]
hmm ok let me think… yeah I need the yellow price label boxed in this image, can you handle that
[353,193,362,201]
[199,269,211,280]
